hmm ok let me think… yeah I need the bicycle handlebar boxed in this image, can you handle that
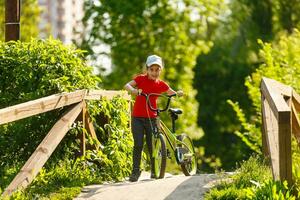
[140,92,176,113]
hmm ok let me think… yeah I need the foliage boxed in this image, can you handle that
[81,0,229,139]
[0,0,40,41]
[0,38,132,198]
[195,0,300,171]
[193,0,272,171]
[0,38,99,169]
[248,180,296,200]
[232,155,272,188]
[207,28,300,200]
[227,100,261,154]
[228,30,300,156]
[205,155,297,200]
[85,97,133,181]
[205,186,250,200]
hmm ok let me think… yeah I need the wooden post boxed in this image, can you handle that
[261,93,270,159]
[80,101,86,156]
[84,109,100,151]
[261,77,292,185]
[278,109,292,184]
[5,0,20,41]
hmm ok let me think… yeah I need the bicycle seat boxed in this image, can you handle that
[169,108,183,115]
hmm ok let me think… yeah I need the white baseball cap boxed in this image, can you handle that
[146,55,164,68]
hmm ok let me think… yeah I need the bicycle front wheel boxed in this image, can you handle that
[152,133,167,179]
[177,134,197,176]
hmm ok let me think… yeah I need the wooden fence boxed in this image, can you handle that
[261,77,300,185]
[0,89,130,197]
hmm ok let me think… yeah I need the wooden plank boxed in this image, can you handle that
[261,95,270,159]
[261,78,290,119]
[0,89,131,126]
[85,109,100,151]
[85,90,131,101]
[0,90,86,125]
[263,96,280,179]
[2,102,83,197]
[261,78,292,184]
[292,90,300,113]
[292,102,300,143]
[80,102,86,156]
[278,110,292,184]
[85,109,98,142]
[263,77,292,97]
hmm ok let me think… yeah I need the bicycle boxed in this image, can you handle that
[140,92,197,178]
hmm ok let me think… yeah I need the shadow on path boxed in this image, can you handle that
[75,173,220,200]
[164,174,218,200]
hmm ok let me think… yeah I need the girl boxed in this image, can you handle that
[124,54,181,182]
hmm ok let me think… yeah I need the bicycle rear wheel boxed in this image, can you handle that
[177,134,197,176]
[152,133,167,179]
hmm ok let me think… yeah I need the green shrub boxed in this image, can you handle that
[0,38,132,198]
[232,155,272,188]
[228,29,300,155]
[0,38,100,168]
[249,180,296,200]
[205,155,298,199]
[205,155,272,199]
[85,97,133,181]
[225,29,300,198]
[206,186,250,200]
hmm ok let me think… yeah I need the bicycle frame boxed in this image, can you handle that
[140,93,193,162]
[159,119,193,161]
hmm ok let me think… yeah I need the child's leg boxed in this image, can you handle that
[145,118,157,177]
[131,117,145,172]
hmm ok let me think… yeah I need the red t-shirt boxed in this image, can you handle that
[132,74,169,118]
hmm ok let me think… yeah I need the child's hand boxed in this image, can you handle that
[132,89,142,95]
[177,90,184,97]
[137,89,142,95]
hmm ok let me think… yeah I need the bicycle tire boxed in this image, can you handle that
[177,134,197,176]
[152,133,167,179]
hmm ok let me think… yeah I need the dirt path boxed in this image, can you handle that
[75,172,219,200]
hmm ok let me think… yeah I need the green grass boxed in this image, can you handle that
[204,155,298,199]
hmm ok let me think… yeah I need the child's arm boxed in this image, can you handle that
[124,80,140,95]
[166,88,184,97]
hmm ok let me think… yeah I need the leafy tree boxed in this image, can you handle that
[81,0,228,138]
[0,0,40,41]
[194,0,275,170]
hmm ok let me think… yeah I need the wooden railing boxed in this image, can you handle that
[0,89,131,197]
[261,77,300,185]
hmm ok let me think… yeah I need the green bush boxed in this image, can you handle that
[0,38,132,198]
[249,180,296,200]
[206,186,250,200]
[0,38,100,167]
[205,150,298,199]
[232,155,272,188]
[216,30,300,199]
[228,29,300,154]
[205,155,272,199]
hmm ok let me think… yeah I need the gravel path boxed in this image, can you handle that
[75,172,219,200]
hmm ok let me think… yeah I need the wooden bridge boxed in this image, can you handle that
[1,77,300,197]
